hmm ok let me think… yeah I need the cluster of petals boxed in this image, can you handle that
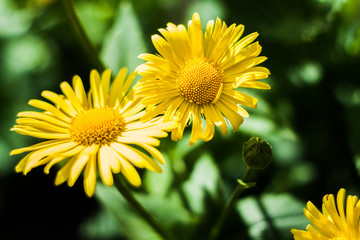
[10,12,270,196]
[292,188,360,240]
[135,12,270,145]
[11,68,177,196]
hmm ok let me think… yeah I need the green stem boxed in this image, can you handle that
[113,175,176,240]
[62,0,106,72]
[209,167,255,240]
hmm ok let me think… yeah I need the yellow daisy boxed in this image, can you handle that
[10,68,177,197]
[135,12,270,145]
[291,188,360,240]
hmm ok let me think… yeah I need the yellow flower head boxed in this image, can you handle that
[135,12,270,145]
[10,68,177,197]
[291,188,360,240]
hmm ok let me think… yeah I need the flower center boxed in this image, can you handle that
[69,107,125,146]
[177,58,224,104]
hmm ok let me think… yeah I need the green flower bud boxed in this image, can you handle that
[242,137,272,169]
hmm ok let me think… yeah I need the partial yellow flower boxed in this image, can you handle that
[291,188,360,240]
[135,12,270,145]
[10,68,177,197]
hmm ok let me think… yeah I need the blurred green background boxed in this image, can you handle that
[1,0,360,239]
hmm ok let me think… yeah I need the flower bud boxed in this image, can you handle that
[242,137,272,169]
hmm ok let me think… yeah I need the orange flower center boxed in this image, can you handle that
[69,107,125,146]
[177,58,224,104]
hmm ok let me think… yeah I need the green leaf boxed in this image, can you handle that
[95,183,162,240]
[236,193,308,240]
[144,153,174,197]
[78,208,123,239]
[75,1,116,46]
[185,0,226,25]
[100,1,146,73]
[3,35,52,74]
[182,152,221,214]
[95,182,193,240]
[0,0,32,37]
[135,191,194,233]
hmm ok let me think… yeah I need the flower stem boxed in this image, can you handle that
[62,0,105,72]
[113,175,176,240]
[209,167,256,240]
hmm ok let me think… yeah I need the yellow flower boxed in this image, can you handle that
[10,69,177,197]
[135,12,270,145]
[291,188,360,240]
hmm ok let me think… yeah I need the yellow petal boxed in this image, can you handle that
[216,100,244,132]
[118,98,144,117]
[15,154,31,173]
[171,101,191,141]
[24,141,78,174]
[108,68,128,106]
[11,126,69,139]
[233,32,259,54]
[16,118,69,133]
[222,89,258,108]
[124,128,167,138]
[336,188,346,223]
[202,105,216,141]
[60,81,85,113]
[90,70,101,108]
[163,97,184,122]
[44,145,85,174]
[117,135,161,146]
[151,34,181,67]
[67,153,89,187]
[210,24,237,63]
[17,111,70,128]
[219,97,249,118]
[111,142,161,172]
[99,69,111,105]
[207,103,227,135]
[84,154,97,197]
[188,12,204,58]
[68,144,98,187]
[44,156,66,174]
[158,28,186,64]
[135,143,166,165]
[98,146,117,186]
[239,80,271,90]
[205,17,224,60]
[141,91,179,105]
[72,75,88,108]
[189,105,202,146]
[221,41,262,69]
[28,99,72,123]
[119,71,137,102]
[224,56,267,77]
[41,90,77,117]
[118,157,141,187]
[167,23,192,61]
[10,139,69,155]
[55,154,78,186]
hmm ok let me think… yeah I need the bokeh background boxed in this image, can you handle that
[1,0,360,239]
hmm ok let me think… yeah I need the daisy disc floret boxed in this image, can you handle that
[291,188,360,240]
[135,12,270,145]
[10,68,177,197]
